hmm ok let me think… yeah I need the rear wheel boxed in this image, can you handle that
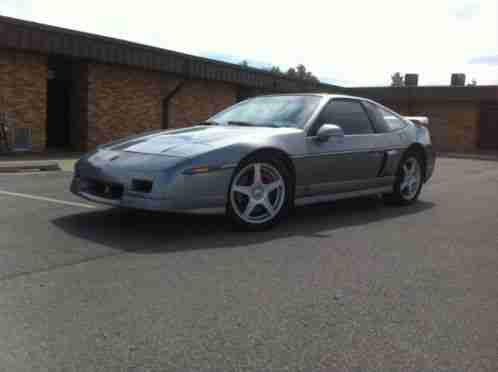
[384,152,424,205]
[227,157,292,230]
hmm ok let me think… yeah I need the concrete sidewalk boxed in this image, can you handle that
[439,151,498,162]
[0,152,81,173]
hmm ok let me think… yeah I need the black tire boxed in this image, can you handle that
[227,155,293,231]
[383,151,424,206]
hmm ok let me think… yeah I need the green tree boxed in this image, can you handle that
[268,66,282,74]
[239,60,249,68]
[274,64,318,82]
[248,62,320,82]
[468,78,477,86]
[391,72,405,87]
[290,64,319,82]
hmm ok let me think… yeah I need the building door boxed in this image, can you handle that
[479,104,498,150]
[46,78,71,149]
[46,57,75,150]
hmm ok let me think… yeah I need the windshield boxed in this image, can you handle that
[210,95,322,129]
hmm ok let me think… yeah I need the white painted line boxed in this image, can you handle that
[0,171,63,176]
[0,189,96,209]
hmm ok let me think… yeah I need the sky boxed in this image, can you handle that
[1,0,497,87]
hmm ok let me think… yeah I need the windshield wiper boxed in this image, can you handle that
[197,120,220,126]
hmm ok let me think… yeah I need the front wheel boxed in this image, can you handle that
[227,158,292,231]
[384,153,424,205]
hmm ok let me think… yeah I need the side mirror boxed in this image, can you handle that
[315,124,344,142]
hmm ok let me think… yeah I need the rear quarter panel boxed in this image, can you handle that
[397,121,436,182]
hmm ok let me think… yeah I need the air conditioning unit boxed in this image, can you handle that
[451,73,466,86]
[405,74,419,87]
[13,127,32,151]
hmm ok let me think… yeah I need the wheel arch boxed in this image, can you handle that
[240,147,295,178]
[404,143,427,180]
[235,147,296,195]
[226,147,296,229]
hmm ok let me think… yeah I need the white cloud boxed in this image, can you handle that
[1,0,497,86]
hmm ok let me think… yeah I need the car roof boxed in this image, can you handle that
[261,93,371,101]
[256,93,403,117]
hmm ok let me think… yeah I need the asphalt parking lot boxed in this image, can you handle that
[0,157,497,372]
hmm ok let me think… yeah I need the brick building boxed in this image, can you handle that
[348,85,498,152]
[1,15,497,153]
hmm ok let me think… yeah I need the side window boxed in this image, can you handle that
[316,100,374,135]
[376,106,407,131]
[362,101,390,133]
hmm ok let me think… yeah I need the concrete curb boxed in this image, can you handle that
[438,152,498,162]
[0,161,61,173]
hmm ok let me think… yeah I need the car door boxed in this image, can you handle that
[362,101,410,177]
[301,98,387,195]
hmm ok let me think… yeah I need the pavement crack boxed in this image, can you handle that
[0,250,128,283]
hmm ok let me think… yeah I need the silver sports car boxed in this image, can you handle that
[71,94,435,230]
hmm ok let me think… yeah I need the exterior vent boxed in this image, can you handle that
[451,74,466,86]
[405,74,419,86]
[13,128,32,151]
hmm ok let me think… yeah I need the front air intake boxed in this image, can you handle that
[131,179,153,193]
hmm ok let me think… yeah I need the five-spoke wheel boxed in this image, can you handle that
[400,156,422,201]
[228,158,291,230]
[384,152,424,205]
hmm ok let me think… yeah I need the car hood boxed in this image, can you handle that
[106,125,292,157]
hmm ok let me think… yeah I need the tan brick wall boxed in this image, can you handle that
[86,63,237,150]
[383,101,480,152]
[0,51,483,154]
[86,63,176,150]
[168,80,237,129]
[412,102,479,152]
[0,50,47,151]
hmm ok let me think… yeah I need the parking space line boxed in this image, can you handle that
[0,189,96,209]
[0,171,64,176]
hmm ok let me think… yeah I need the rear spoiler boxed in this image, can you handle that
[404,116,429,126]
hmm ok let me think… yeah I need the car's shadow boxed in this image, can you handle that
[52,196,434,253]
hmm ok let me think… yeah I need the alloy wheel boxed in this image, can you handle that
[230,162,286,224]
[400,156,422,200]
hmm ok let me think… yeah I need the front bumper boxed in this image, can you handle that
[71,149,236,213]
[71,176,179,211]
[70,167,232,213]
